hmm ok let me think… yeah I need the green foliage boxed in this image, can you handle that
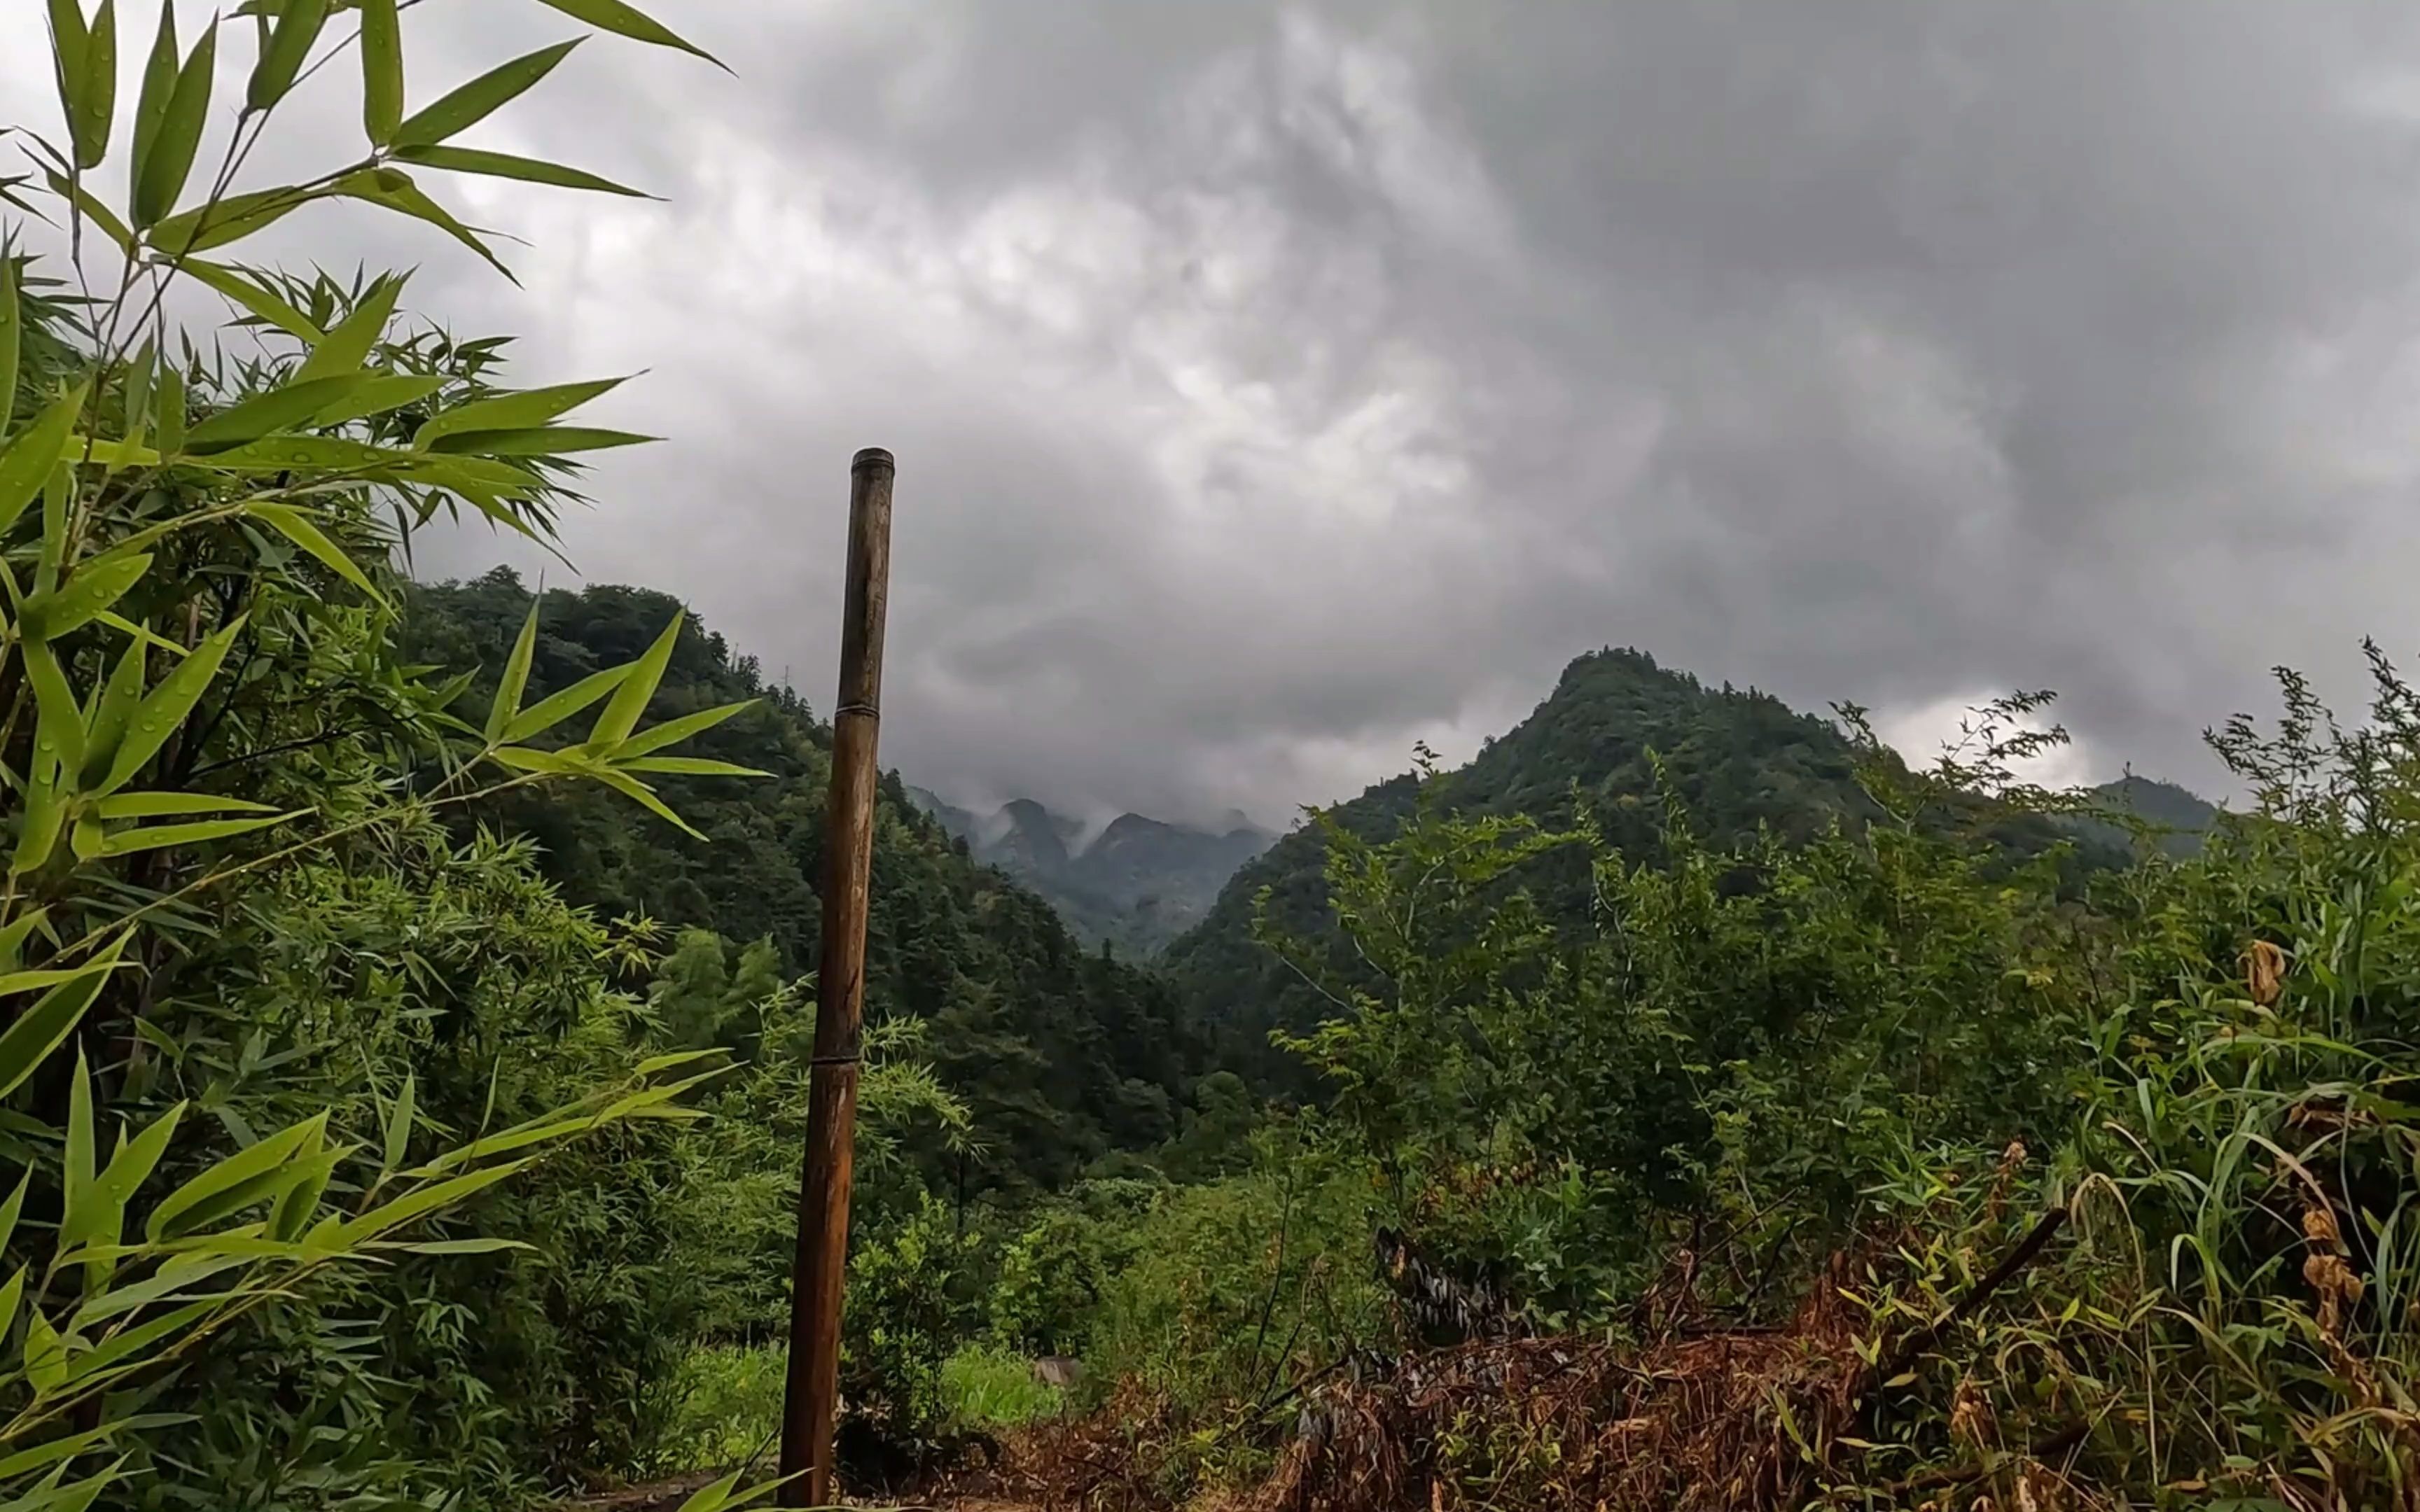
[939,1345,1062,1429]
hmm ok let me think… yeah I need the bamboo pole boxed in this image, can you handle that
[779,447,896,1508]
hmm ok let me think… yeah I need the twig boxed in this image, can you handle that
[1870,1205,2070,1391]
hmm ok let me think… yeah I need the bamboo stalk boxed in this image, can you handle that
[779,447,896,1508]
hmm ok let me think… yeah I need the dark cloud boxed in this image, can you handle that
[17,2,2420,824]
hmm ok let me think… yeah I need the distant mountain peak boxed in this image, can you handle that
[900,790,1275,954]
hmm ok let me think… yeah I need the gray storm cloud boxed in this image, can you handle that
[12,1,2420,827]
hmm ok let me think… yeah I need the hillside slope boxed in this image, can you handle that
[1163,648,2195,1087]
[407,569,1199,1194]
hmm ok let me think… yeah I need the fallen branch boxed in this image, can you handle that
[1871,1205,2071,1392]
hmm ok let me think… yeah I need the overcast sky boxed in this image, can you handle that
[14,1,2420,830]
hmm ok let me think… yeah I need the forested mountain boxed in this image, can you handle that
[905,789,1274,954]
[406,570,1201,1193]
[1162,648,2208,1084]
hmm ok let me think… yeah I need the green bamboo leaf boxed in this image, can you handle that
[336,1159,531,1243]
[146,1112,326,1240]
[0,382,90,537]
[585,762,702,838]
[183,374,367,454]
[293,274,403,383]
[78,642,146,792]
[590,613,681,746]
[488,745,575,774]
[0,1169,27,1252]
[60,1298,216,1383]
[614,700,755,760]
[331,167,514,281]
[391,144,649,197]
[154,360,184,456]
[120,339,155,456]
[0,1424,119,1485]
[0,955,117,1099]
[0,911,49,974]
[129,1,178,207]
[52,0,116,172]
[148,181,320,258]
[96,811,295,858]
[181,258,325,342]
[394,39,582,149]
[134,16,214,230]
[12,747,68,876]
[22,1308,67,1394]
[97,1102,184,1213]
[487,598,542,743]
[361,0,403,146]
[18,552,151,641]
[43,170,137,258]
[20,640,86,782]
[425,424,655,456]
[268,1147,340,1240]
[309,372,445,428]
[95,792,274,820]
[39,1460,130,1512]
[618,756,769,778]
[46,5,91,164]
[382,1072,415,1169]
[0,1267,23,1346]
[99,615,244,795]
[412,376,627,448]
[375,1237,533,1256]
[0,241,20,433]
[70,812,104,862]
[95,612,187,659]
[532,0,722,67]
[0,965,129,997]
[244,503,388,606]
[61,1049,99,1256]
[37,461,72,594]
[500,663,628,743]
[247,0,328,111]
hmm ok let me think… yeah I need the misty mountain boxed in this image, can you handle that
[905,788,1276,955]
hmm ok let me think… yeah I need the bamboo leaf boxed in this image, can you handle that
[267,1147,340,1240]
[13,743,68,876]
[308,372,445,428]
[425,424,654,456]
[183,374,368,454]
[146,1112,327,1240]
[361,0,403,146]
[120,338,155,455]
[376,1237,532,1255]
[62,1049,97,1250]
[81,640,148,790]
[244,503,388,606]
[46,4,91,167]
[382,1072,415,1169]
[148,181,320,258]
[0,910,48,974]
[590,612,681,746]
[488,745,574,774]
[391,144,650,197]
[133,18,213,230]
[394,40,582,148]
[95,792,274,820]
[181,259,325,342]
[96,811,295,857]
[0,382,90,537]
[617,756,769,778]
[129,1,178,210]
[293,274,403,383]
[20,640,87,781]
[0,251,18,433]
[18,552,151,640]
[97,1102,184,1212]
[331,167,514,281]
[487,598,542,743]
[99,615,244,795]
[336,1160,531,1242]
[247,0,328,111]
[79,1,117,170]
[500,663,628,743]
[585,762,702,838]
[0,955,117,1100]
[412,376,627,448]
[22,1308,67,1394]
[0,1169,27,1253]
[532,0,723,67]
[614,700,755,760]
[0,1268,23,1347]
[153,360,183,456]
